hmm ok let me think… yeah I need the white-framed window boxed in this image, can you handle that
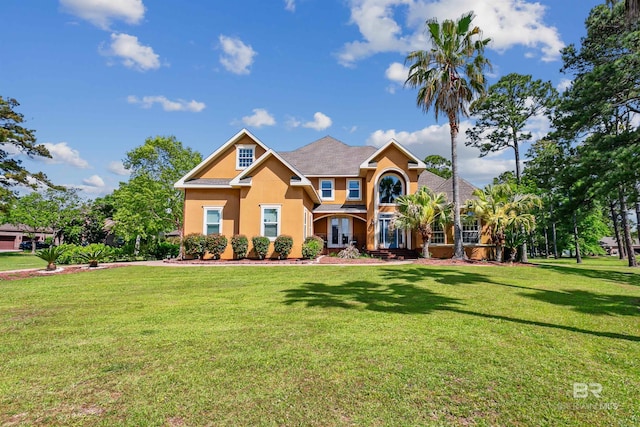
[303,208,308,239]
[203,207,223,235]
[431,223,445,244]
[462,220,480,244]
[320,179,334,200]
[261,205,281,240]
[347,179,361,200]
[236,144,255,169]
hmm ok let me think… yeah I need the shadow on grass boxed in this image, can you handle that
[282,280,461,314]
[536,264,640,287]
[283,269,640,342]
[522,288,639,317]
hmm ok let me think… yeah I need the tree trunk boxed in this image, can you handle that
[619,188,637,267]
[610,200,625,259]
[496,244,503,263]
[422,241,430,258]
[47,262,56,271]
[572,211,582,264]
[550,203,559,258]
[449,116,465,259]
[543,226,549,258]
[134,235,141,256]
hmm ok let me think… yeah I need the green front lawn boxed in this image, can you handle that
[0,251,44,271]
[0,263,638,426]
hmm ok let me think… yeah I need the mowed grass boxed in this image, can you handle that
[0,252,44,271]
[0,263,638,426]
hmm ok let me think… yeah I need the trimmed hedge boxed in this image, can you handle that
[183,233,206,259]
[252,236,270,259]
[205,234,228,259]
[274,235,294,259]
[231,234,249,259]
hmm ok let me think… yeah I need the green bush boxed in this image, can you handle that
[338,245,360,259]
[183,233,206,259]
[302,235,324,259]
[274,235,294,259]
[153,241,180,259]
[231,234,249,259]
[205,234,228,259]
[252,236,270,260]
[36,246,67,271]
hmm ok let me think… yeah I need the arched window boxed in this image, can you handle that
[378,173,404,204]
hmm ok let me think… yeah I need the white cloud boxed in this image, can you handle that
[303,112,333,131]
[107,161,130,176]
[284,0,296,12]
[101,33,161,71]
[60,0,145,29]
[241,108,276,128]
[83,174,105,187]
[385,62,409,84]
[557,78,572,92]
[338,0,565,66]
[127,95,206,112]
[218,35,256,75]
[40,142,90,169]
[366,122,514,186]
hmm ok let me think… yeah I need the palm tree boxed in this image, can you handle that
[392,187,450,258]
[405,11,491,259]
[468,183,540,262]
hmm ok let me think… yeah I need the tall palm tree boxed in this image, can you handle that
[392,187,451,258]
[405,12,491,259]
[468,183,541,262]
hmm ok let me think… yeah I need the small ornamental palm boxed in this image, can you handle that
[36,246,67,271]
[78,247,110,268]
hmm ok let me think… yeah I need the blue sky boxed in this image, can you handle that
[3,0,602,197]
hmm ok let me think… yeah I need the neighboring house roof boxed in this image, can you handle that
[313,204,367,214]
[280,136,377,176]
[600,237,640,248]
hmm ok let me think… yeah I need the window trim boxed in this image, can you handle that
[431,222,446,244]
[462,219,481,245]
[347,179,361,201]
[236,144,256,170]
[260,204,281,241]
[319,178,335,201]
[203,206,223,235]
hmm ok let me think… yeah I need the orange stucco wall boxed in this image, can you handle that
[194,135,267,179]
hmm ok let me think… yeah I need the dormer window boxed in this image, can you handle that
[236,145,255,169]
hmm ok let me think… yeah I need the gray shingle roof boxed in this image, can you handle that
[433,177,479,203]
[183,178,231,187]
[279,136,377,176]
[417,170,447,191]
[313,204,367,214]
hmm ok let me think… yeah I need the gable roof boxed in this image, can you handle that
[359,139,427,171]
[175,128,269,188]
[230,149,321,203]
[279,136,377,176]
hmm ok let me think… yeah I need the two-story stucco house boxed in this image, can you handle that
[175,129,492,260]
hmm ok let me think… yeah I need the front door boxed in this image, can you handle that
[379,214,404,249]
[329,217,352,248]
